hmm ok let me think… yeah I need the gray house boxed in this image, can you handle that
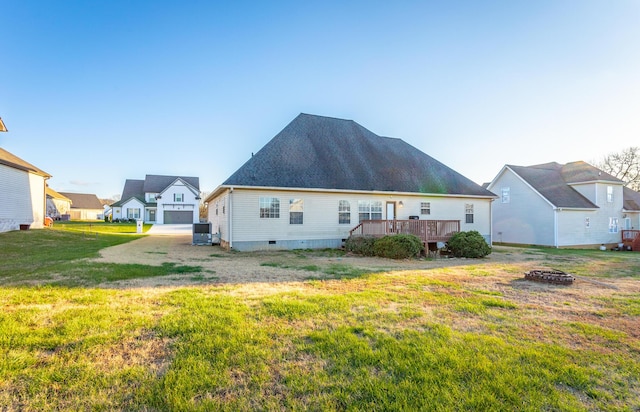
[206,113,496,251]
[488,161,640,248]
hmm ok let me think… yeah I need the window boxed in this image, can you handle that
[174,193,184,202]
[339,200,351,224]
[607,186,613,203]
[148,193,157,202]
[501,187,510,203]
[289,198,303,224]
[358,200,383,222]
[609,217,619,233]
[127,208,140,219]
[260,197,280,218]
[465,204,474,224]
[420,202,431,215]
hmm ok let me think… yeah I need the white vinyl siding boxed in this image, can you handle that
[0,164,47,232]
[490,169,556,246]
[156,180,198,224]
[215,188,492,249]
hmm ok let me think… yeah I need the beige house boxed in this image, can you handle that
[46,186,72,219]
[58,192,104,220]
[206,114,496,251]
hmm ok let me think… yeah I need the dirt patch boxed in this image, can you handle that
[90,236,638,294]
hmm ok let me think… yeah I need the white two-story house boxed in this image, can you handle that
[111,175,200,224]
[487,161,639,248]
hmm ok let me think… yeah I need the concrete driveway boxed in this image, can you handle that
[146,224,192,236]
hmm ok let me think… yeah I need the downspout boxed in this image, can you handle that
[228,187,233,249]
[554,208,560,248]
[489,198,494,246]
[44,176,50,224]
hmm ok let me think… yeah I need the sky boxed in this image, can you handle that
[1,1,639,199]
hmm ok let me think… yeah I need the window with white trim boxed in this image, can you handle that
[260,197,280,218]
[609,217,619,233]
[339,200,351,224]
[501,187,510,203]
[174,193,184,202]
[358,200,383,222]
[420,202,431,215]
[465,204,474,224]
[607,186,613,203]
[289,199,303,224]
[127,208,140,219]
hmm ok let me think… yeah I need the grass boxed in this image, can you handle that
[52,220,153,234]
[0,228,201,286]
[1,230,639,410]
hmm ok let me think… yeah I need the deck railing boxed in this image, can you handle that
[622,230,640,251]
[622,230,640,242]
[349,220,460,244]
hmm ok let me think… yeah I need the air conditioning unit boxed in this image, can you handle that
[192,222,212,245]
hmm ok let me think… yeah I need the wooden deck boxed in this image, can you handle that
[622,230,640,251]
[349,219,460,244]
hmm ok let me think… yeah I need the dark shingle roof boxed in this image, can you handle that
[112,175,200,207]
[115,179,145,205]
[223,113,494,197]
[0,147,51,177]
[143,175,199,193]
[507,161,623,209]
[623,186,640,211]
[59,192,104,210]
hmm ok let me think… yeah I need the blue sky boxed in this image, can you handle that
[1,1,639,199]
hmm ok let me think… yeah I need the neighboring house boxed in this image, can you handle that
[58,192,104,220]
[45,186,72,219]
[487,161,639,248]
[0,147,51,232]
[111,174,200,224]
[205,113,497,251]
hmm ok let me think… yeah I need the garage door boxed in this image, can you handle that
[163,211,193,224]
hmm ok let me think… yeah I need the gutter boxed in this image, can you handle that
[228,187,233,249]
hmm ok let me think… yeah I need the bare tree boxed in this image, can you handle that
[199,191,210,220]
[596,146,640,191]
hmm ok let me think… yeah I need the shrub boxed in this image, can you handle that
[446,231,491,258]
[345,236,377,256]
[373,234,424,259]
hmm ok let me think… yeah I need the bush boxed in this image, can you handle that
[446,231,491,258]
[373,234,424,260]
[345,236,377,256]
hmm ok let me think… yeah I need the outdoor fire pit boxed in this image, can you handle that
[524,269,575,285]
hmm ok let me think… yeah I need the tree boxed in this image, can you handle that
[596,146,640,191]
[199,191,210,220]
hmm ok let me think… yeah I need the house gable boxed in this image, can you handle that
[0,148,50,232]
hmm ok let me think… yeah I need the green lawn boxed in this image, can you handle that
[52,220,153,234]
[1,229,639,411]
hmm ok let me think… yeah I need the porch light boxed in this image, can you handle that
[399,201,404,207]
